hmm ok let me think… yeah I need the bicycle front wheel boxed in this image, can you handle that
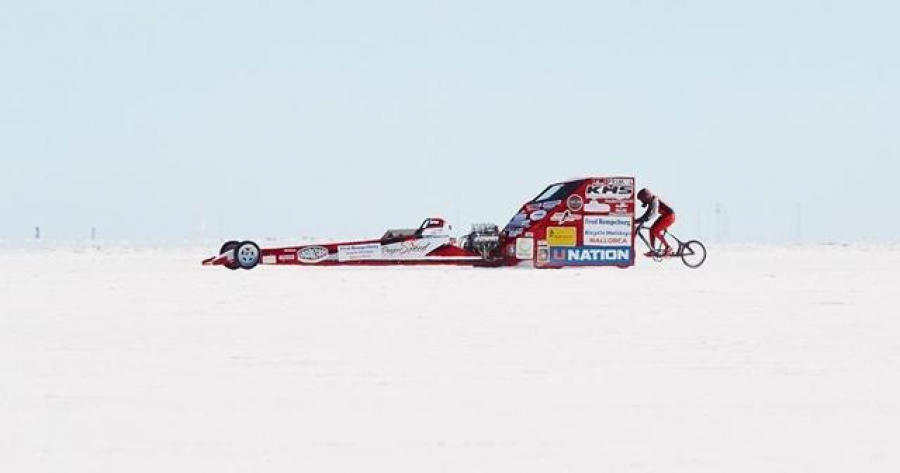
[680,240,707,268]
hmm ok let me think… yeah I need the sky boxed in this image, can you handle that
[1,0,898,244]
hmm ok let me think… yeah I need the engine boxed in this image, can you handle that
[462,223,501,261]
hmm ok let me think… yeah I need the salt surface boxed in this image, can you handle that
[1,246,898,472]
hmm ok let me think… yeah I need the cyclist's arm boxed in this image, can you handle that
[636,197,658,224]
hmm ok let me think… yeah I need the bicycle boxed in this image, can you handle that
[634,222,707,269]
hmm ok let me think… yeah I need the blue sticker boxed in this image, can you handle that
[548,246,632,266]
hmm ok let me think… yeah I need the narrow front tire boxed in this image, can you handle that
[235,241,262,270]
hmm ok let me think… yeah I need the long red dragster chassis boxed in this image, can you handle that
[202,234,487,268]
[203,177,638,270]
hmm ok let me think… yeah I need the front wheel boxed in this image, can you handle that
[235,241,262,270]
[680,240,707,269]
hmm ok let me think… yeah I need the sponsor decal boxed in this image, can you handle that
[297,246,329,264]
[611,202,632,216]
[505,218,530,231]
[506,227,524,238]
[527,200,561,212]
[278,254,297,262]
[546,226,577,247]
[537,240,549,264]
[337,243,382,262]
[530,210,547,221]
[586,179,634,201]
[381,239,436,258]
[584,200,611,214]
[583,215,633,247]
[507,212,531,229]
[567,194,584,212]
[506,220,531,231]
[515,237,534,260]
[549,246,632,266]
[550,210,582,224]
[262,255,277,265]
[609,177,634,186]
[541,200,562,210]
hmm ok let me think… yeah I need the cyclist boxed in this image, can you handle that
[635,188,676,257]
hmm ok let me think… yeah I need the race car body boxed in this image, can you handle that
[203,177,637,270]
[498,176,637,269]
[203,218,488,269]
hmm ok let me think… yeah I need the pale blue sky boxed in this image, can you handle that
[1,0,897,243]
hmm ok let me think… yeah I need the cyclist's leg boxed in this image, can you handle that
[651,214,676,252]
[645,226,659,256]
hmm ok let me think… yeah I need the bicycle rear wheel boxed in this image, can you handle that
[680,240,707,268]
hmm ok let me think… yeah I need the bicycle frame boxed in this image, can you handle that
[633,223,707,268]
[635,225,684,252]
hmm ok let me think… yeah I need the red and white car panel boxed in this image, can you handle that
[499,176,637,268]
[204,218,484,269]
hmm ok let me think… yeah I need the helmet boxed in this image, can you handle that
[637,188,652,202]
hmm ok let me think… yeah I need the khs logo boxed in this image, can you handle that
[586,181,634,200]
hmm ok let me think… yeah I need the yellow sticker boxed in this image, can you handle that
[546,226,576,247]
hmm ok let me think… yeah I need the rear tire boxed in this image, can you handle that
[220,241,240,270]
[681,240,707,269]
[235,241,261,270]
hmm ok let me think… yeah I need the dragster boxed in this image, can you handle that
[202,177,638,270]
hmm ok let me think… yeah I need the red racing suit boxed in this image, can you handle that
[636,197,676,251]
